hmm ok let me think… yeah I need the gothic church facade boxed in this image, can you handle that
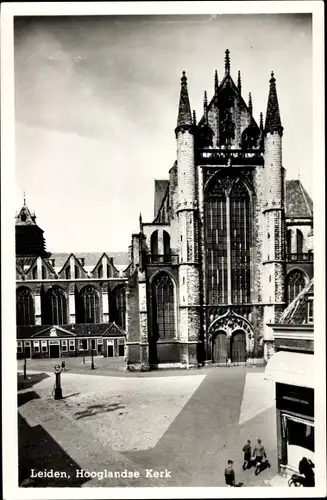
[125,50,314,370]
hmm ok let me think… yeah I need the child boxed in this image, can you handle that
[224,460,235,487]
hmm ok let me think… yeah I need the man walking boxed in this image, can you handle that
[242,439,252,470]
[253,439,267,475]
[224,460,236,487]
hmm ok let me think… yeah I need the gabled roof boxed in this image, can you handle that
[15,203,37,226]
[285,180,313,218]
[104,322,126,337]
[31,325,76,338]
[279,279,314,325]
[154,180,169,218]
[92,252,119,274]
[50,252,129,269]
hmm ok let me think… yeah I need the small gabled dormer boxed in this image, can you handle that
[92,253,118,279]
[58,253,89,280]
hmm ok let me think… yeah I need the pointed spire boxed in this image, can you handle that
[225,49,230,74]
[23,190,26,205]
[192,110,197,126]
[176,71,192,132]
[260,112,264,130]
[204,89,208,120]
[265,71,283,135]
[237,70,241,94]
[214,70,219,94]
[248,92,253,116]
[139,212,143,231]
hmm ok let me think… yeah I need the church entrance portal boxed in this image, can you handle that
[212,331,228,364]
[231,330,246,364]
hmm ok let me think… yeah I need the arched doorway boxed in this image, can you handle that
[212,331,228,364]
[231,330,246,364]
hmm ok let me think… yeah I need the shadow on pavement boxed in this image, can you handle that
[18,391,40,408]
[17,372,50,391]
[18,413,88,487]
[74,402,125,420]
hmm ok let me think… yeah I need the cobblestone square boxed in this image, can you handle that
[18,362,281,488]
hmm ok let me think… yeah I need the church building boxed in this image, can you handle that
[125,50,314,370]
[16,50,313,370]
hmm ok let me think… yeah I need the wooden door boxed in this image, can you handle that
[231,330,246,363]
[213,332,228,364]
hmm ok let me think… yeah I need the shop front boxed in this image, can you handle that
[265,351,314,475]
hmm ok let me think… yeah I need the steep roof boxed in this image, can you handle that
[285,180,313,218]
[264,71,283,134]
[176,71,192,129]
[154,180,169,218]
[279,279,314,325]
[17,323,126,339]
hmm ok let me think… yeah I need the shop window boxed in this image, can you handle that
[61,340,68,352]
[287,418,314,469]
[69,339,75,351]
[17,342,23,354]
[41,341,48,353]
[79,339,88,350]
[33,341,40,353]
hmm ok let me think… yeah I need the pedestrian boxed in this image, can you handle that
[242,439,252,470]
[61,360,66,371]
[253,438,267,475]
[224,460,235,487]
[298,457,315,486]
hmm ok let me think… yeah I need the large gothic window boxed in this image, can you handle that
[287,229,292,255]
[286,270,306,304]
[16,287,35,326]
[230,180,251,303]
[205,176,251,305]
[296,229,304,254]
[44,286,67,325]
[151,272,175,340]
[77,285,100,324]
[206,180,228,303]
[110,285,126,329]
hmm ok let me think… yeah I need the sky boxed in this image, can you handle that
[14,13,313,252]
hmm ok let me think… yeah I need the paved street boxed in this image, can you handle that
[18,363,279,488]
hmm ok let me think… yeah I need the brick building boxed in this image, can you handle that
[125,50,314,370]
[16,200,129,359]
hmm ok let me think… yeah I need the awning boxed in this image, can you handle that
[265,351,314,389]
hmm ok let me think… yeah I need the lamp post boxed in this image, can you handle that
[23,357,27,380]
[91,347,95,370]
[54,365,63,399]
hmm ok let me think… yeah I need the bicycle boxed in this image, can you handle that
[288,474,305,487]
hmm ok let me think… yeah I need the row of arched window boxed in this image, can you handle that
[16,285,126,328]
